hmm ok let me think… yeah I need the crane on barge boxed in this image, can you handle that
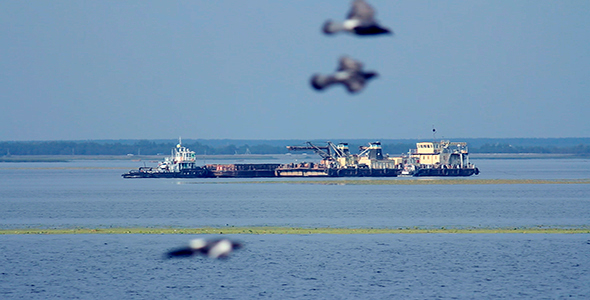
[286,141,350,161]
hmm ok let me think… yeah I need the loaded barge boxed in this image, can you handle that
[206,163,281,178]
[122,140,479,178]
[277,140,479,177]
[276,141,401,177]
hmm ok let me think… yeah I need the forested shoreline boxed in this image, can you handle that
[1,138,590,156]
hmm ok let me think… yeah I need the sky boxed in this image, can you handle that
[1,1,589,141]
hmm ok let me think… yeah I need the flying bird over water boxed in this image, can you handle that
[166,238,243,259]
[310,56,378,94]
[323,0,392,36]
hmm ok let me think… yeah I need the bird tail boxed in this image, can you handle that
[311,74,335,90]
[322,20,343,35]
[364,71,378,80]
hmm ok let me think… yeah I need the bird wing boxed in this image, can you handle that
[208,240,233,259]
[347,0,375,21]
[338,56,363,72]
[342,74,366,93]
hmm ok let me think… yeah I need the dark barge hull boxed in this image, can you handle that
[335,168,400,177]
[206,164,282,178]
[123,164,478,178]
[275,167,401,177]
[413,167,480,177]
[122,167,211,178]
[275,167,334,177]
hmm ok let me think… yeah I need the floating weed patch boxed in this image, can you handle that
[1,227,589,235]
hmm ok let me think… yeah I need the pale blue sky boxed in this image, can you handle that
[1,1,589,141]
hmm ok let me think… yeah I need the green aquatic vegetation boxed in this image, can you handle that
[1,226,589,235]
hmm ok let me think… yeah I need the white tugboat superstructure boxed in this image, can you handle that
[122,138,209,178]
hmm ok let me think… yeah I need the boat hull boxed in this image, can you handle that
[123,164,479,178]
[335,167,400,177]
[275,167,333,177]
[122,167,211,178]
[206,164,282,178]
[413,167,479,177]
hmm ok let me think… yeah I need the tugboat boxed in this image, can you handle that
[122,139,210,178]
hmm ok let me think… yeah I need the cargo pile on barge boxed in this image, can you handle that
[122,139,479,178]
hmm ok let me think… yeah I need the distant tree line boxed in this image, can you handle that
[1,140,590,156]
[473,143,590,154]
[0,140,287,156]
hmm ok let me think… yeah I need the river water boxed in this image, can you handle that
[1,158,590,299]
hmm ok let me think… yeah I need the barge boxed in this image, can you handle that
[122,139,479,179]
[275,162,334,177]
[277,141,401,177]
[206,163,282,178]
[279,140,479,177]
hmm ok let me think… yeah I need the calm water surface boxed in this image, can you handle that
[1,158,589,229]
[1,158,590,299]
[2,234,589,299]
